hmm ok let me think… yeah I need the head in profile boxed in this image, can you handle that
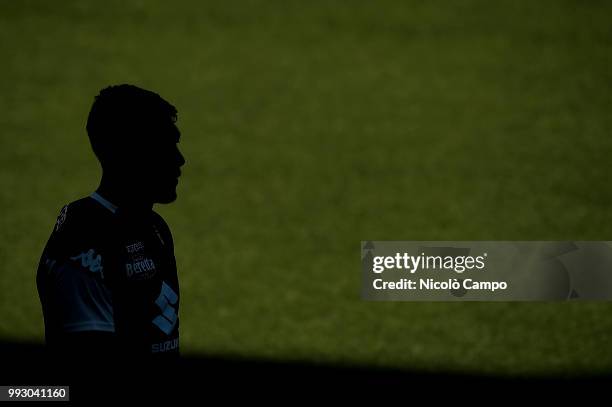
[86,84,185,206]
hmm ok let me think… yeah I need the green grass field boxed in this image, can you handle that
[1,0,612,376]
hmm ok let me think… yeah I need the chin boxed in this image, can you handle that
[154,189,178,204]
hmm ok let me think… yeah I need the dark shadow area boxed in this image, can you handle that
[0,340,608,401]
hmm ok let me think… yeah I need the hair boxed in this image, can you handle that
[86,84,178,163]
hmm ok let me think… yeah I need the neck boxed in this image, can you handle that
[96,173,154,213]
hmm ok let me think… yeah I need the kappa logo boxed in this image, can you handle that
[71,249,104,279]
[152,281,178,335]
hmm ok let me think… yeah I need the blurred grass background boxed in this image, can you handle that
[1,0,612,376]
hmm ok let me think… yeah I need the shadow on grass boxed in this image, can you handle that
[0,339,607,401]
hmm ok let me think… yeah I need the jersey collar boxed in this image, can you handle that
[90,191,118,214]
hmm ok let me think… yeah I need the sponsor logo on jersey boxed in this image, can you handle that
[152,281,178,335]
[55,205,68,231]
[126,241,145,254]
[152,338,179,353]
[126,258,157,278]
[70,249,104,279]
[125,241,157,280]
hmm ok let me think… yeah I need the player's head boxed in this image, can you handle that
[86,84,185,204]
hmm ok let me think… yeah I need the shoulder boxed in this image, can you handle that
[53,196,108,234]
[47,196,115,255]
[151,210,174,248]
[150,210,169,229]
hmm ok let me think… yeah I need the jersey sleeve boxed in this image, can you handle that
[151,211,175,251]
[38,204,115,334]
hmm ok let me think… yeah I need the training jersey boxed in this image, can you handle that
[36,192,180,356]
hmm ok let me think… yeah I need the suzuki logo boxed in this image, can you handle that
[152,281,178,335]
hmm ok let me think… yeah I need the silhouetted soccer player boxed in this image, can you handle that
[36,84,185,365]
